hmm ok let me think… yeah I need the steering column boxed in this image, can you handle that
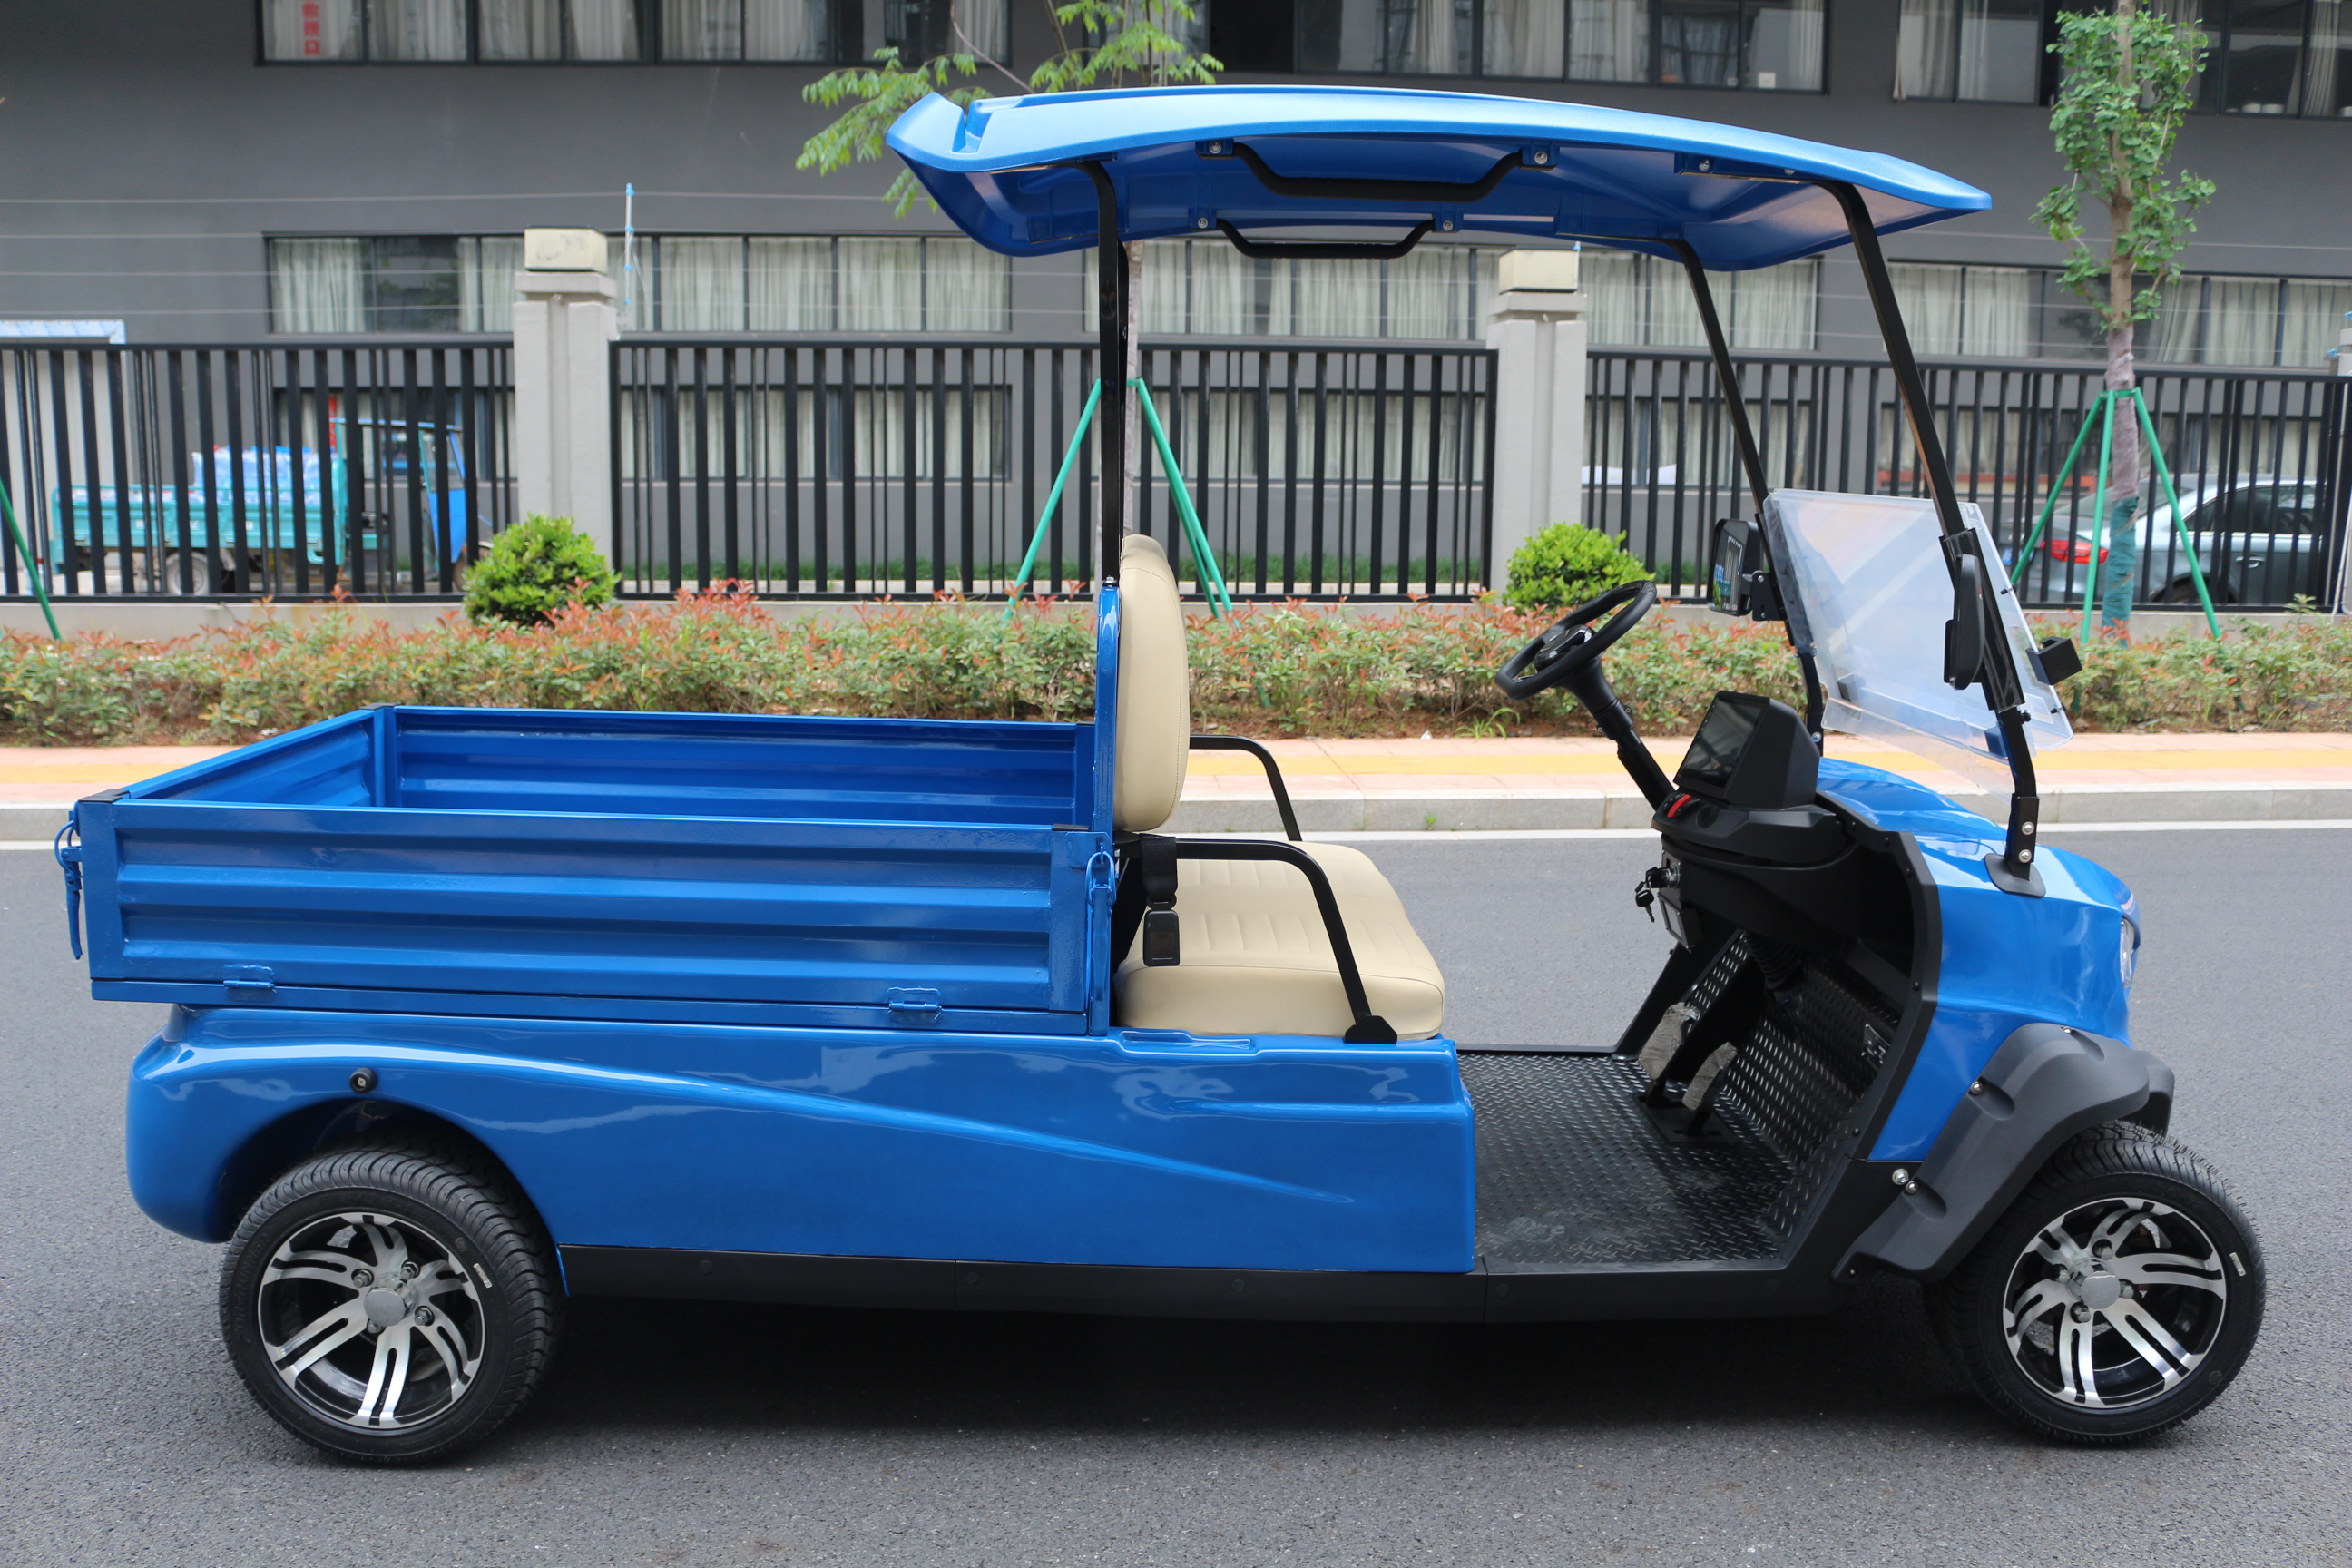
[1494,582,1674,808]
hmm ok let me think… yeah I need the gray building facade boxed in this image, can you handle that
[4,1,2348,365]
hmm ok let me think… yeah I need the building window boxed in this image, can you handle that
[1084,240,1504,339]
[2147,273,2352,365]
[258,0,1009,63]
[1581,250,1818,349]
[1897,0,2046,102]
[2191,0,2352,117]
[1295,0,1822,85]
[1887,262,2038,355]
[270,232,1009,334]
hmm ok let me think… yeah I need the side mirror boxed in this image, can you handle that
[1944,554,1986,691]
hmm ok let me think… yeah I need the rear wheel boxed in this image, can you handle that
[1929,1123,2262,1443]
[220,1137,563,1464]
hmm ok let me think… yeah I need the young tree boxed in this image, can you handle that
[798,5,1220,526]
[2031,0,2212,634]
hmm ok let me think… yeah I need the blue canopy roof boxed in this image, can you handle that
[888,86,1988,272]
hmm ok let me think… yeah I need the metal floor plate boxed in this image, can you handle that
[1462,1052,1795,1271]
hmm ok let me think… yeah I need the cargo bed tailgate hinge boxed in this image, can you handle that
[54,820,83,960]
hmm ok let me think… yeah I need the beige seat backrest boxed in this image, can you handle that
[1113,533,1189,832]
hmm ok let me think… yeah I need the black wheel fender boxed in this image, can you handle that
[1843,1024,2173,1282]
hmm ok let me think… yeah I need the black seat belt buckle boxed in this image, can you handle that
[1140,907,1181,966]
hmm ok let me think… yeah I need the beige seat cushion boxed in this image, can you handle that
[1113,534,1189,833]
[1114,843,1446,1041]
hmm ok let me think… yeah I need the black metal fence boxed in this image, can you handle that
[1,344,514,601]
[612,340,1496,600]
[1585,351,2351,612]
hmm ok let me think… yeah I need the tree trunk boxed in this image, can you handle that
[2105,0,2143,508]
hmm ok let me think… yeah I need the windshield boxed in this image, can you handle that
[1764,489,2071,783]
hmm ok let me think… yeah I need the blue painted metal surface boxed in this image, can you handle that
[887,86,1988,269]
[74,705,1108,1032]
[126,1005,1476,1272]
[1817,760,2136,1163]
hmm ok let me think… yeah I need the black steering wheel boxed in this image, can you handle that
[1494,581,1658,701]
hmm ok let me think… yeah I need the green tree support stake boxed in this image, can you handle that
[1004,379,1100,618]
[1132,377,1232,616]
[0,478,62,639]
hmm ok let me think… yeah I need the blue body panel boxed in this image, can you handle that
[1816,760,2134,1163]
[886,86,1988,268]
[75,705,1111,1033]
[125,1007,1477,1273]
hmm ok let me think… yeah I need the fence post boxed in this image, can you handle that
[511,230,618,558]
[1485,250,1586,591]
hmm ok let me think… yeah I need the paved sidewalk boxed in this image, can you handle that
[3,733,2347,838]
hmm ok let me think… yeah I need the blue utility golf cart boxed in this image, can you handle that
[59,87,2262,1464]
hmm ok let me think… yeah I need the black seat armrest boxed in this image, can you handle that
[1168,837,1397,1044]
[1190,735,1301,841]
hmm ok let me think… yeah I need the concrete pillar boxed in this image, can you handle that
[512,229,618,556]
[1485,250,1586,591]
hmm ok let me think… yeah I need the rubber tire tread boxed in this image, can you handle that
[220,1133,563,1465]
[1926,1121,2262,1446]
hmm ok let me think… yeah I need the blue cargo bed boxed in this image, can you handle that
[68,706,1109,1034]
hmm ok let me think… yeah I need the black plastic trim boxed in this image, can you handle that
[1217,220,1434,260]
[1842,1024,2168,1283]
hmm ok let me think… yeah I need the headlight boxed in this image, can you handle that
[2119,911,2141,988]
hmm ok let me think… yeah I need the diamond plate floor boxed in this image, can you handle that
[1462,1052,1795,1272]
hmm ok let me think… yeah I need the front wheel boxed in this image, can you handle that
[220,1136,564,1464]
[1928,1123,2262,1444]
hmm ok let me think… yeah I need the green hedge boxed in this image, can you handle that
[2,593,2345,745]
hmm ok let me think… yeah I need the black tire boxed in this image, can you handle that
[1928,1122,2262,1444]
[219,1136,563,1464]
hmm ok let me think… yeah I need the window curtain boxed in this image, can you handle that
[749,238,833,331]
[661,237,746,331]
[2204,277,2282,364]
[1646,260,1737,348]
[1387,246,1465,338]
[666,0,742,59]
[1959,265,2033,357]
[271,240,367,334]
[840,239,924,332]
[1569,0,1647,79]
[2307,0,2350,118]
[1747,0,1823,91]
[1889,263,1965,356]
[925,240,1009,331]
[370,0,468,58]
[957,0,1011,56]
[1897,0,1958,98]
[1190,244,1255,335]
[481,0,564,57]
[1955,0,2043,103]
[1381,0,1469,74]
[1294,259,1385,338]
[1579,250,1645,346]
[1485,0,1566,76]
[2222,4,2308,114]
[460,236,526,332]
[263,0,364,59]
[746,0,828,59]
[2143,278,2203,363]
[1735,260,1818,351]
[1263,259,1298,337]
[571,0,642,57]
[1141,243,1188,335]
[2282,279,2352,365]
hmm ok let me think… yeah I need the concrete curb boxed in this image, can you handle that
[12,781,2347,844]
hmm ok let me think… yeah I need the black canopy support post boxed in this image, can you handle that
[1083,162,1128,583]
[1821,178,2041,890]
[1669,240,1821,741]
[1669,241,1768,514]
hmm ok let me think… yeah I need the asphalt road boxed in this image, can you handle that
[2,828,2346,1567]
